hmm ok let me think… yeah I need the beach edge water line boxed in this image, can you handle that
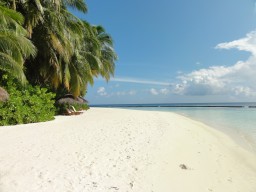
[91,103,256,154]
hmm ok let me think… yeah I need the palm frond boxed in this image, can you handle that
[64,0,87,13]
[0,52,27,84]
[0,4,24,25]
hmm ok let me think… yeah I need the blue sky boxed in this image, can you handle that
[74,0,256,104]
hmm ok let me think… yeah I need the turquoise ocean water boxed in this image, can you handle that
[92,103,256,153]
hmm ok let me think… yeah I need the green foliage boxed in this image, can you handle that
[19,1,117,97]
[0,75,56,125]
[0,4,36,84]
[73,103,90,111]
[0,0,117,122]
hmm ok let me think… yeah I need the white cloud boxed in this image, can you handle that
[216,31,256,56]
[149,88,170,96]
[97,87,107,96]
[150,88,159,95]
[116,90,136,96]
[233,86,256,97]
[173,30,256,98]
[159,88,169,95]
[112,77,171,86]
[116,91,126,96]
[128,90,136,95]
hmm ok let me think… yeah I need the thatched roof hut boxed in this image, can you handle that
[0,87,9,102]
[56,94,88,105]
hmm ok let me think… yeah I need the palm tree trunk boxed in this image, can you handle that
[0,87,9,102]
[12,0,16,10]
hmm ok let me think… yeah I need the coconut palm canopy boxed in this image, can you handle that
[0,0,117,98]
[0,87,9,102]
[0,4,36,85]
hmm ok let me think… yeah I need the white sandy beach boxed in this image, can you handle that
[0,108,255,192]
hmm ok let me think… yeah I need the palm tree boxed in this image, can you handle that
[24,4,85,92]
[93,25,117,81]
[0,86,9,102]
[59,22,117,97]
[0,4,36,84]
[23,3,117,97]
[51,22,118,97]
[10,0,87,37]
[2,0,117,98]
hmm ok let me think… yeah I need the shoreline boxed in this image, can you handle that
[121,106,256,155]
[0,108,255,192]
[167,109,256,155]
[171,110,256,155]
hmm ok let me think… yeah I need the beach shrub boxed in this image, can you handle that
[0,75,56,125]
[73,103,90,111]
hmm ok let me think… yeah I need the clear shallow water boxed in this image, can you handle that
[91,103,256,153]
[131,107,256,153]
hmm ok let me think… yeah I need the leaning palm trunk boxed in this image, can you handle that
[0,87,9,102]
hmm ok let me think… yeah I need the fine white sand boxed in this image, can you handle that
[0,108,255,192]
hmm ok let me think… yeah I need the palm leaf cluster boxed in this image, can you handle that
[0,3,36,84]
[0,0,117,97]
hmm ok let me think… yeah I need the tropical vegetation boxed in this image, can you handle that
[0,0,117,125]
[0,74,56,125]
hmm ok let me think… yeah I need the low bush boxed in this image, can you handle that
[0,75,56,125]
[72,103,90,111]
